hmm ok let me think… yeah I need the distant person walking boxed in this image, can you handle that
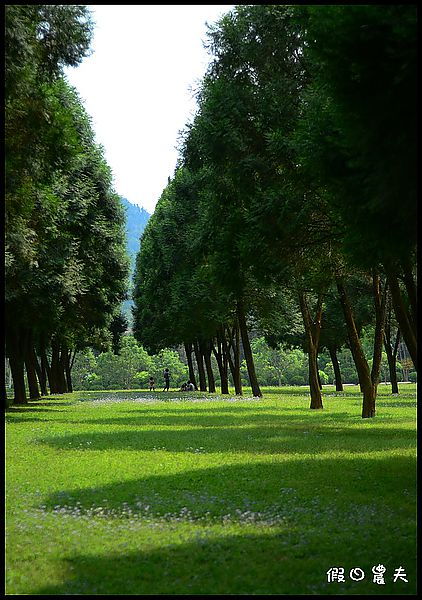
[148,376,155,391]
[163,368,170,391]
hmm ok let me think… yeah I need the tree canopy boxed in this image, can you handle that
[132,4,416,417]
[5,4,130,404]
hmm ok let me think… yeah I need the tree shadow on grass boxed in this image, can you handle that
[5,406,69,423]
[7,391,414,423]
[14,452,415,596]
[30,454,417,597]
[36,415,416,456]
[30,529,415,596]
[6,406,69,413]
[40,454,416,523]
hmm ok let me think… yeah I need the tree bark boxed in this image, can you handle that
[401,257,417,333]
[50,340,60,393]
[383,291,400,394]
[232,322,243,395]
[224,324,242,395]
[34,347,48,396]
[202,340,216,393]
[212,330,229,394]
[328,346,343,391]
[40,343,52,394]
[9,354,27,404]
[64,347,73,393]
[193,340,207,391]
[24,336,41,400]
[317,359,323,390]
[385,263,417,369]
[59,343,69,393]
[336,276,376,418]
[298,291,324,409]
[4,380,11,409]
[50,339,67,393]
[384,329,400,394]
[184,342,198,389]
[6,327,27,405]
[370,272,388,387]
[237,301,262,398]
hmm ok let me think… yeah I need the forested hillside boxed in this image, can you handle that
[120,198,150,270]
[120,198,150,324]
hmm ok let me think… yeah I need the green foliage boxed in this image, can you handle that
[132,167,234,355]
[109,312,129,355]
[5,4,130,396]
[297,5,417,267]
[245,337,307,386]
[71,335,188,391]
[71,334,371,390]
[132,4,416,408]
[5,5,93,193]
[152,348,189,387]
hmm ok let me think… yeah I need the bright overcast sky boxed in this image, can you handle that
[64,5,234,214]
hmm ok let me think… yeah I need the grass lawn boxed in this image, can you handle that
[5,383,417,595]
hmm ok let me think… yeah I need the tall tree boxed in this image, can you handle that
[298,5,417,366]
[5,5,93,404]
[5,6,129,404]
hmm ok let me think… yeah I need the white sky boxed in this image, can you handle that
[64,5,234,214]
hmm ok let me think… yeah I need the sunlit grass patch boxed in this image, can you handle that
[5,384,417,595]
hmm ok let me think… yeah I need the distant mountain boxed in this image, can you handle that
[120,197,151,324]
[121,197,150,269]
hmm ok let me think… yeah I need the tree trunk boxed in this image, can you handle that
[317,358,322,390]
[50,340,60,393]
[385,263,417,369]
[225,324,242,395]
[384,329,400,394]
[232,322,243,395]
[6,327,27,405]
[336,276,376,418]
[298,291,324,409]
[237,301,262,398]
[401,257,417,333]
[212,329,229,394]
[193,340,207,391]
[383,291,400,394]
[34,348,48,396]
[4,380,11,409]
[50,339,67,393]
[59,343,69,393]
[40,343,52,394]
[9,354,27,404]
[328,346,343,391]
[184,342,198,389]
[24,336,40,400]
[202,340,216,393]
[370,272,388,387]
[64,347,73,393]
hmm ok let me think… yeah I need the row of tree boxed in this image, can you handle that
[5,5,130,405]
[132,5,416,417]
[66,333,415,393]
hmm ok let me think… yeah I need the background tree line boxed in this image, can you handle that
[132,5,416,417]
[5,5,130,406]
[62,331,415,393]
